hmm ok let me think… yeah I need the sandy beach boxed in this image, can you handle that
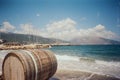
[0,69,120,80]
[50,69,120,80]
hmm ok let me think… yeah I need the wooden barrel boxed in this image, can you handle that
[2,49,57,80]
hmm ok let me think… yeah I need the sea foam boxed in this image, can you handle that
[55,54,120,78]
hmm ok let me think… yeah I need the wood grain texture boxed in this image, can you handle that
[2,49,57,80]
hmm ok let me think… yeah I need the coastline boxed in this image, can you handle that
[0,69,120,80]
[50,69,120,80]
[0,45,120,80]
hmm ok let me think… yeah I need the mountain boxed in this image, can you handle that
[1,32,120,45]
[70,36,120,45]
[0,32,67,44]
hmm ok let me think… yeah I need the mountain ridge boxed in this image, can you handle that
[0,32,67,44]
[0,32,120,45]
[70,36,120,45]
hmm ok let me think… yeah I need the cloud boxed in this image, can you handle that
[83,24,118,39]
[80,17,87,21]
[36,13,40,17]
[0,21,15,32]
[15,23,42,35]
[11,18,120,41]
[40,18,118,41]
[45,18,76,39]
[41,18,118,40]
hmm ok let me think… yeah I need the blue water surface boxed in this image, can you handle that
[49,45,120,61]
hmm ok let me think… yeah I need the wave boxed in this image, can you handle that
[55,55,79,61]
[55,54,120,78]
[79,57,95,63]
[55,54,120,66]
[0,50,12,57]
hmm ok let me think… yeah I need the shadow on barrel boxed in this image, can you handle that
[49,77,60,80]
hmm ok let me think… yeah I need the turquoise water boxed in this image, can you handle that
[50,45,120,61]
[48,45,120,78]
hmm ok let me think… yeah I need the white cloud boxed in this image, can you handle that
[36,13,40,17]
[0,21,15,32]
[84,24,118,39]
[15,23,42,35]
[15,18,77,40]
[40,18,118,41]
[12,18,120,41]
[80,17,87,21]
[44,18,77,39]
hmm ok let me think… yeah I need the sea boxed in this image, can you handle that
[48,45,120,78]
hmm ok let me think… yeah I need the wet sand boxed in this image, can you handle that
[50,69,120,80]
[0,70,120,80]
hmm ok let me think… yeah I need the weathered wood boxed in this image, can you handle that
[2,49,57,80]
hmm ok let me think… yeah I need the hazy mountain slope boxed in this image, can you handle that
[1,32,120,45]
[0,32,67,44]
[70,36,120,45]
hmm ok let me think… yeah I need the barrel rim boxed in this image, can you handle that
[23,49,38,80]
[2,52,26,80]
[43,50,58,76]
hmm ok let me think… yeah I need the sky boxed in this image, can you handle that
[0,0,120,41]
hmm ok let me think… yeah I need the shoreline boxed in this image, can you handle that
[0,46,120,80]
[0,69,120,80]
[50,69,120,80]
[0,44,51,50]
